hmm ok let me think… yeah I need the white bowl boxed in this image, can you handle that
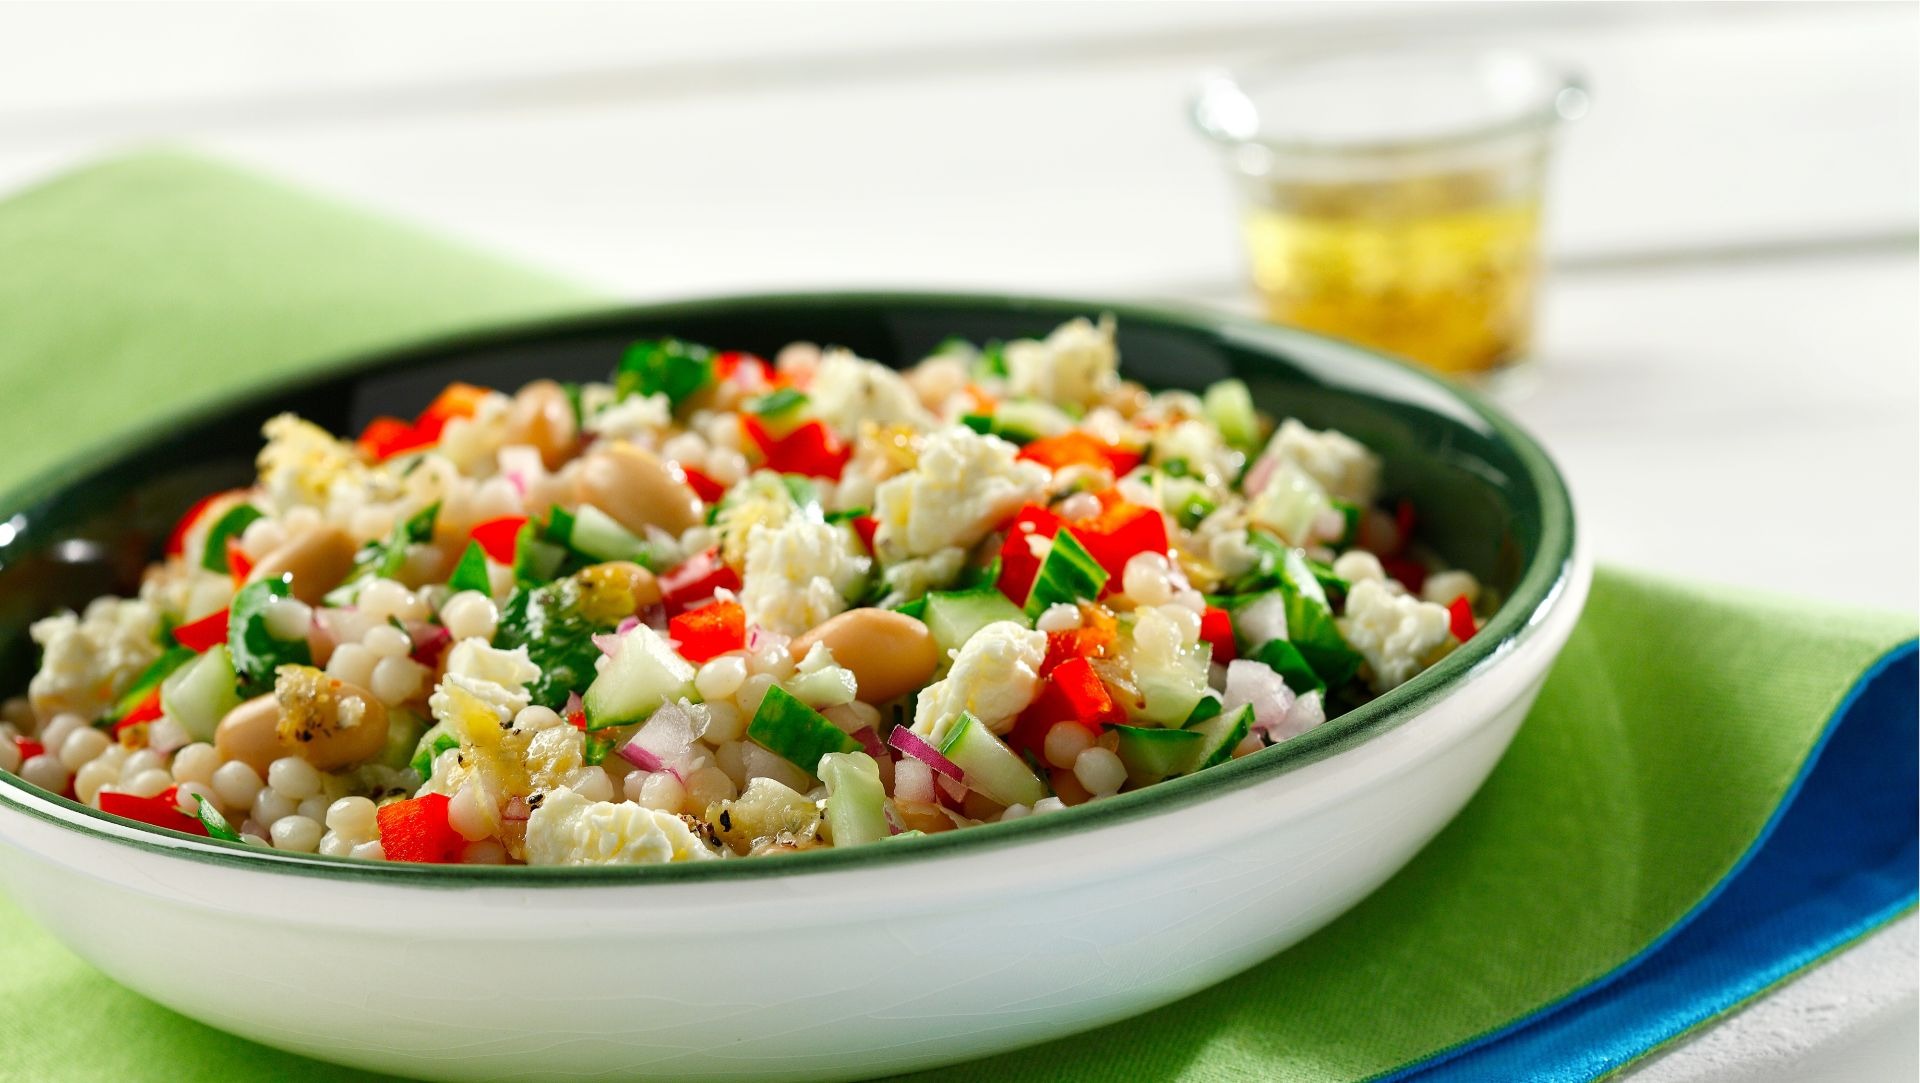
[0,295,1586,1081]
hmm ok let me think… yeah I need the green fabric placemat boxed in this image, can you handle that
[0,153,1912,1083]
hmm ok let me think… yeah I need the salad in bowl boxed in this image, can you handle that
[2,317,1487,867]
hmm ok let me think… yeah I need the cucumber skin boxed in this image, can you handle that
[820,752,889,847]
[1111,724,1204,786]
[938,715,1048,807]
[923,589,1028,657]
[581,626,695,730]
[746,686,859,779]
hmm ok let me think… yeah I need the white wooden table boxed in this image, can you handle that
[1,3,1914,1078]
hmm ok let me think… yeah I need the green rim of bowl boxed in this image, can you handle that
[0,291,1576,887]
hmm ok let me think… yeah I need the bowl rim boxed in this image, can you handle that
[0,290,1577,887]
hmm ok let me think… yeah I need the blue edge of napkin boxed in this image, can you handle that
[1394,641,1918,1081]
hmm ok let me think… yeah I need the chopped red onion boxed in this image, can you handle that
[893,757,935,804]
[743,623,788,655]
[406,621,450,663]
[498,446,543,498]
[1223,658,1296,737]
[615,615,640,636]
[591,632,624,658]
[618,743,664,772]
[851,726,887,762]
[887,726,963,782]
[1273,690,1327,742]
[619,701,696,776]
[639,604,668,633]
[1243,452,1277,498]
[503,796,531,822]
[564,691,584,719]
[935,773,969,807]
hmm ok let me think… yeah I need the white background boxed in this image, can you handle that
[0,2,1914,1079]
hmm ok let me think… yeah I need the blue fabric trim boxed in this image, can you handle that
[1393,641,1919,1082]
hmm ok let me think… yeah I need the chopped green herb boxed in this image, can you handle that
[615,337,714,410]
[228,577,313,697]
[326,501,440,605]
[494,576,618,710]
[747,387,808,417]
[199,504,264,573]
[447,540,492,596]
[192,793,242,842]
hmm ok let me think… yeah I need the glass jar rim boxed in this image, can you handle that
[1190,46,1587,158]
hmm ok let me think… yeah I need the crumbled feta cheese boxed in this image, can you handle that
[912,621,1046,741]
[257,413,366,511]
[586,392,673,445]
[1248,462,1345,548]
[1259,419,1380,507]
[1151,418,1239,485]
[1338,578,1453,692]
[715,472,806,567]
[872,427,1047,562]
[430,640,540,744]
[1004,316,1119,408]
[524,786,717,866]
[27,597,163,720]
[807,350,934,434]
[739,517,870,636]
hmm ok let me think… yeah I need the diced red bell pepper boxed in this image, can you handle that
[1448,595,1477,641]
[714,351,772,387]
[173,607,230,653]
[13,737,44,762]
[740,416,852,480]
[470,515,528,565]
[226,536,254,585]
[113,689,165,734]
[669,601,745,663]
[1076,500,1169,585]
[996,504,1063,605]
[375,792,465,864]
[679,466,727,504]
[659,548,743,614]
[1048,657,1125,728]
[568,710,587,731]
[1380,556,1428,595]
[164,488,246,559]
[356,416,431,460]
[850,515,879,554]
[412,382,491,443]
[1039,608,1118,676]
[1200,606,1237,663]
[1018,431,1142,477]
[99,786,209,836]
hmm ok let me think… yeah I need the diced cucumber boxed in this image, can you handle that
[992,399,1071,443]
[513,519,567,586]
[408,722,459,779]
[192,793,242,842]
[581,625,696,730]
[923,588,1028,658]
[1251,638,1326,695]
[819,751,888,847]
[160,644,243,743]
[937,713,1047,807]
[1022,528,1108,617]
[747,387,808,422]
[110,646,196,721]
[1275,548,1362,689]
[568,503,653,564]
[746,685,859,778]
[1248,463,1330,547]
[1111,724,1204,787]
[1183,703,1253,771]
[1130,642,1212,726]
[1203,378,1260,450]
[199,503,263,573]
[377,708,428,772]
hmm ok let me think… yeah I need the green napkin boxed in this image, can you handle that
[0,153,1911,1083]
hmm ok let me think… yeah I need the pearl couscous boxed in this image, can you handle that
[0,318,1488,865]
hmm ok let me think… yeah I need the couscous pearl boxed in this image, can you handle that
[38,714,83,755]
[1072,747,1126,797]
[57,727,110,771]
[170,742,219,786]
[174,781,216,815]
[297,795,331,823]
[349,840,386,861]
[737,673,777,717]
[1170,588,1207,615]
[684,765,736,811]
[637,771,687,813]
[1057,491,1103,523]
[263,597,313,643]
[1123,552,1175,606]
[317,833,354,857]
[211,761,264,809]
[446,784,493,842]
[370,656,425,704]
[124,768,174,798]
[571,769,616,804]
[121,748,163,779]
[1165,604,1202,645]
[266,757,322,801]
[708,448,749,485]
[698,702,745,745]
[356,579,413,621]
[1000,804,1031,822]
[362,624,412,659]
[439,591,499,642]
[1043,722,1096,770]
[73,760,117,804]
[251,788,296,826]
[460,840,508,865]
[326,643,377,689]
[270,815,323,853]
[325,796,378,839]
[1422,569,1481,607]
[1035,603,1082,633]
[695,655,748,701]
